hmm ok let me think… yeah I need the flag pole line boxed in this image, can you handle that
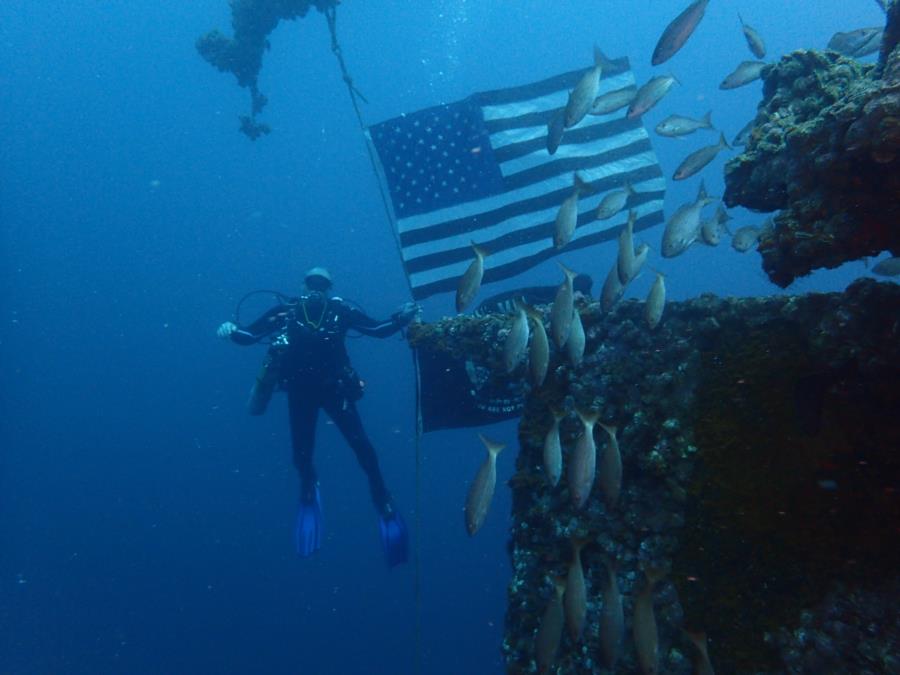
[325,9,423,675]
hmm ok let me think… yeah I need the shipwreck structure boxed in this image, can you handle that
[410,279,900,673]
[724,1,900,287]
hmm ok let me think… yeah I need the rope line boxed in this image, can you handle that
[324,9,423,675]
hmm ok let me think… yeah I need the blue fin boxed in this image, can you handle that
[378,510,409,568]
[295,487,323,557]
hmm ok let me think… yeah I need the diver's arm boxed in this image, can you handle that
[228,305,289,345]
[346,302,417,338]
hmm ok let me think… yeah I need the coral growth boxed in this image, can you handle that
[412,280,900,673]
[724,13,900,287]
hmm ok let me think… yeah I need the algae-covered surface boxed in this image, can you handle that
[411,279,900,674]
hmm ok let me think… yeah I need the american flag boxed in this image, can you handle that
[367,56,665,301]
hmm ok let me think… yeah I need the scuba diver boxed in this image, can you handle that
[217,267,419,567]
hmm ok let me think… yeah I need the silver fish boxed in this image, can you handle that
[662,182,715,257]
[601,260,625,312]
[597,182,635,220]
[598,422,622,509]
[739,14,766,59]
[656,111,714,137]
[455,242,488,313]
[546,108,566,155]
[651,0,711,66]
[565,46,605,128]
[543,407,565,487]
[733,118,756,146]
[554,173,588,249]
[685,630,716,675]
[634,568,667,675]
[569,409,599,509]
[464,434,505,536]
[590,86,637,116]
[564,538,588,641]
[720,60,766,89]
[828,27,884,58]
[503,305,530,374]
[627,75,679,119]
[567,309,585,367]
[872,256,900,276]
[645,273,666,330]
[617,210,640,284]
[525,304,550,386]
[732,225,761,252]
[599,558,624,670]
[536,577,567,674]
[551,263,577,348]
[700,204,732,246]
[674,132,730,180]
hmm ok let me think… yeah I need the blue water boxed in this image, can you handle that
[0,1,886,673]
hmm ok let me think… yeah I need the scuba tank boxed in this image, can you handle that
[246,333,289,415]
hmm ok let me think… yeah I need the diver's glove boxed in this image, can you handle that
[217,321,238,339]
[394,301,421,326]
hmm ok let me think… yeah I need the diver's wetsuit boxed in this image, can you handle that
[230,294,406,513]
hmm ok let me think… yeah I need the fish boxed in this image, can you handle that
[651,0,711,66]
[731,225,761,252]
[662,182,715,257]
[596,182,635,220]
[719,60,766,89]
[601,261,625,312]
[464,434,505,536]
[569,409,599,509]
[700,204,732,246]
[554,173,589,249]
[525,304,550,386]
[633,567,667,675]
[455,243,488,313]
[503,305,530,374]
[738,14,766,59]
[617,210,641,284]
[565,46,605,128]
[536,577,567,674]
[546,109,566,155]
[551,263,577,348]
[599,557,624,670]
[655,111,715,137]
[567,309,585,367]
[685,630,716,675]
[875,0,888,12]
[673,132,730,180]
[564,538,588,641]
[590,86,638,116]
[598,422,622,509]
[627,75,679,119]
[872,256,900,276]
[733,118,756,146]
[827,28,883,58]
[645,273,666,330]
[543,407,565,487]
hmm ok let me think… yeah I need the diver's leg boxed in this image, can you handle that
[286,386,320,501]
[324,395,391,513]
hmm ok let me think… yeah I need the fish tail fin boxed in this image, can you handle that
[576,408,601,427]
[471,241,489,259]
[554,576,568,597]
[571,536,589,556]
[697,179,708,201]
[644,566,667,587]
[549,404,567,422]
[478,433,505,457]
[558,260,577,281]
[719,131,731,150]
[573,172,590,194]
[623,180,635,196]
[703,110,714,129]
[598,422,618,438]
[684,629,710,658]
[523,302,543,323]
[594,45,616,70]
[738,11,745,26]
